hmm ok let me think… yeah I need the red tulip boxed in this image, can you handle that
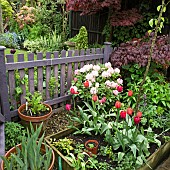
[134,116,141,124]
[120,111,126,119]
[128,90,133,97]
[70,88,75,94]
[127,108,133,116]
[92,94,98,102]
[137,111,142,118]
[84,81,89,88]
[65,104,71,111]
[117,86,123,92]
[115,101,121,109]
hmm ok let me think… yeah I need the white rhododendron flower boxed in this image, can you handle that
[80,67,86,73]
[86,73,94,81]
[117,78,123,84]
[90,87,98,94]
[108,68,114,74]
[114,68,120,74]
[110,82,118,88]
[102,71,111,78]
[91,70,99,77]
[93,65,100,71]
[74,69,79,75]
[105,80,111,86]
[95,82,99,88]
[89,81,92,87]
[105,62,112,68]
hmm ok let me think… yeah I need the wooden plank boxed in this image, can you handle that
[80,49,85,68]
[6,54,104,70]
[46,52,52,100]
[53,52,59,98]
[86,49,90,64]
[91,48,95,65]
[28,53,35,94]
[60,50,66,97]
[17,54,26,104]
[0,123,5,159]
[67,50,73,93]
[37,53,43,94]
[74,50,79,70]
[6,54,17,109]
[96,48,102,64]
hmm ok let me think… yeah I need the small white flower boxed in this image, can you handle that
[90,87,98,94]
[91,70,99,77]
[107,68,114,74]
[86,73,94,81]
[105,62,112,68]
[117,78,123,85]
[95,82,99,88]
[102,71,110,78]
[93,65,100,71]
[114,68,120,74]
[105,80,111,86]
[80,67,86,73]
[74,69,79,75]
[108,122,112,129]
[110,82,118,88]
[89,81,92,87]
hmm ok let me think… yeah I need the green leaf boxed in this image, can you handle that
[118,152,125,162]
[129,144,137,158]
[157,5,161,11]
[149,19,154,27]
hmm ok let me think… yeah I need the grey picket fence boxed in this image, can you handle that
[0,42,112,122]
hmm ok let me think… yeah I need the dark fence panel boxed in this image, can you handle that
[70,11,108,44]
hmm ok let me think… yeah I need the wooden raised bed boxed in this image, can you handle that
[45,127,170,170]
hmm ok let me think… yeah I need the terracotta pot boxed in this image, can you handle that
[0,143,55,170]
[18,103,52,134]
[85,139,99,155]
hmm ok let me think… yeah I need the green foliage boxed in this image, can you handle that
[1,123,53,170]
[24,31,62,53]
[5,122,26,151]
[52,138,74,155]
[75,26,88,50]
[49,76,58,98]
[25,91,49,115]
[0,0,13,20]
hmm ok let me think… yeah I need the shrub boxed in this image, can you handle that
[5,122,26,151]
[109,34,170,69]
[0,32,20,48]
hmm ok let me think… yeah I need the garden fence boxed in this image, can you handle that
[0,42,112,122]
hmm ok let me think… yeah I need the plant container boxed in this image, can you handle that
[18,103,52,134]
[0,143,55,170]
[45,127,170,170]
[85,139,99,155]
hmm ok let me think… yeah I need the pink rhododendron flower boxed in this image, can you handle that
[113,90,119,96]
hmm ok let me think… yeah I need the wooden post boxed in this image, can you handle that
[0,46,11,121]
[103,42,112,63]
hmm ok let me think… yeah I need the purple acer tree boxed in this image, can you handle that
[66,0,143,40]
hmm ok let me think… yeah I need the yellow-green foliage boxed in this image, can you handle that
[0,0,13,20]
[75,26,88,50]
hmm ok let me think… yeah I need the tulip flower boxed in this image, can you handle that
[134,116,141,124]
[115,101,121,109]
[127,107,133,116]
[117,86,123,92]
[128,90,133,97]
[65,104,71,111]
[84,80,89,88]
[137,111,142,118]
[92,94,98,102]
[120,111,126,119]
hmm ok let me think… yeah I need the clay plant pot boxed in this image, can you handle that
[85,139,99,155]
[18,103,52,135]
[0,143,55,170]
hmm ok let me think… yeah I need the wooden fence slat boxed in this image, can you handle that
[91,48,95,65]
[53,51,59,98]
[86,49,90,64]
[60,50,66,97]
[80,49,85,68]
[74,50,79,70]
[96,48,102,64]
[6,55,17,109]
[46,52,52,100]
[28,53,35,94]
[67,50,73,92]
[37,53,43,94]
[17,54,26,104]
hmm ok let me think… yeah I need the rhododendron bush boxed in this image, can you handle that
[70,62,123,112]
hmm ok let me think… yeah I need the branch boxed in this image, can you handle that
[134,0,167,113]
[6,0,17,14]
